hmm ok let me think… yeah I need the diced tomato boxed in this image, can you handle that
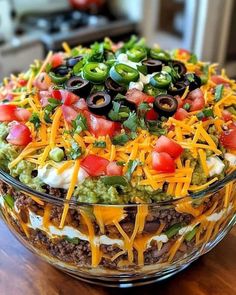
[51,89,62,100]
[175,95,184,109]
[59,90,79,106]
[106,161,123,176]
[73,98,88,111]
[176,48,191,61]
[7,122,32,146]
[113,122,122,133]
[15,108,31,122]
[154,135,183,159]
[220,124,236,149]
[126,89,155,105]
[152,152,175,173]
[18,79,27,86]
[0,105,17,122]
[51,89,79,106]
[0,104,31,122]
[84,110,117,137]
[174,108,189,120]
[51,53,64,68]
[185,88,205,111]
[222,110,232,122]
[81,155,109,176]
[61,105,78,123]
[211,75,230,86]
[34,72,52,91]
[145,109,158,121]
[178,48,190,55]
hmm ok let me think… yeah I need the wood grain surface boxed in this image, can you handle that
[0,219,236,295]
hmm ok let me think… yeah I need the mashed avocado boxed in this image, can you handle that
[0,123,44,192]
[10,160,44,192]
[181,149,207,185]
[0,123,18,172]
[73,178,170,204]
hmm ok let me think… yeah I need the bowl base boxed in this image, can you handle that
[60,262,192,288]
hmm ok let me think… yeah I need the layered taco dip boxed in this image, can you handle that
[0,36,236,277]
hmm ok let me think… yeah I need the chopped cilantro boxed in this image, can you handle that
[108,101,130,121]
[29,113,41,130]
[188,53,198,64]
[146,120,167,136]
[112,133,130,145]
[44,98,62,123]
[93,141,106,148]
[87,42,104,62]
[196,108,214,120]
[215,84,224,102]
[186,73,195,82]
[125,160,141,181]
[138,102,151,113]
[123,111,138,131]
[45,63,52,73]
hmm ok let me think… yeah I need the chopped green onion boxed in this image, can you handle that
[183,103,191,111]
[3,194,14,209]
[69,142,83,160]
[64,236,80,245]
[185,227,198,242]
[165,223,184,239]
[116,161,126,166]
[71,114,87,134]
[49,147,65,162]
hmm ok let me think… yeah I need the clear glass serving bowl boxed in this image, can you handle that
[0,168,236,287]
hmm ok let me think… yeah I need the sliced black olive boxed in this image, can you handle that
[153,94,178,117]
[65,77,91,97]
[86,91,112,115]
[184,73,201,91]
[53,65,70,76]
[169,60,187,77]
[142,59,162,74]
[168,81,188,96]
[105,78,126,97]
[66,55,83,68]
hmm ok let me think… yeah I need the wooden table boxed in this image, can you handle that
[0,219,236,295]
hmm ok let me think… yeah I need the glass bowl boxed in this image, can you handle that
[0,168,236,288]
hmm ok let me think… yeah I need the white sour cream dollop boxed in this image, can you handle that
[38,163,88,189]
[225,153,236,166]
[206,156,225,177]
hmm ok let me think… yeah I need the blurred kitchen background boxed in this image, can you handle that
[0,0,235,80]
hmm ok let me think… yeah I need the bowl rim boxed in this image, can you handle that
[0,168,235,207]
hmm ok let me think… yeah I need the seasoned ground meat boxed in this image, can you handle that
[28,228,196,269]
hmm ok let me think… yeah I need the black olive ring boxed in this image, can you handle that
[153,94,178,117]
[86,91,112,115]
